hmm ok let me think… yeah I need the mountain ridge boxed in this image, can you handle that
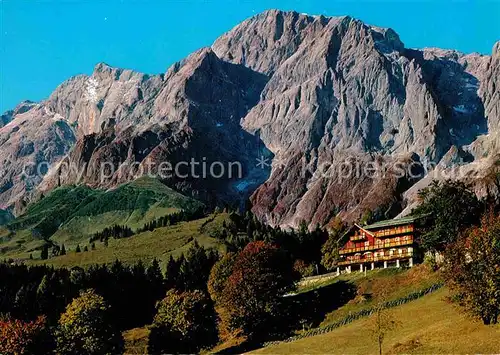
[1,9,499,228]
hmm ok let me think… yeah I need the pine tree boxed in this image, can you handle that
[246,220,254,240]
[75,245,81,253]
[129,260,149,325]
[146,259,165,306]
[91,242,96,250]
[60,244,66,255]
[14,285,30,317]
[36,275,51,315]
[40,245,49,260]
[83,246,88,252]
[164,255,177,289]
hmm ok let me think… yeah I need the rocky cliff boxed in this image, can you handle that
[213,10,499,227]
[1,10,498,227]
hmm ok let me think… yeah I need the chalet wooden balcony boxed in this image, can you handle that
[339,238,414,255]
[374,225,414,238]
[337,251,413,266]
[350,234,366,241]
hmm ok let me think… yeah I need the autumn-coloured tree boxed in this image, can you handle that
[209,241,295,343]
[0,316,53,355]
[444,210,500,324]
[293,259,315,278]
[56,289,123,355]
[148,289,217,354]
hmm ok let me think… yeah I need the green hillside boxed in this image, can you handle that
[209,265,444,353]
[252,287,500,354]
[318,266,441,327]
[240,265,499,354]
[0,209,14,225]
[29,213,229,270]
[1,177,204,258]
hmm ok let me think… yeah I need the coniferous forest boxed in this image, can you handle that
[1,180,499,354]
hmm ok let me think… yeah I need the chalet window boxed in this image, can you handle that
[365,241,369,246]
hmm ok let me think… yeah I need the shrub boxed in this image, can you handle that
[56,289,124,355]
[148,289,217,354]
[293,259,315,278]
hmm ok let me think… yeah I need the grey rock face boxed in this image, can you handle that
[480,41,500,132]
[3,48,269,211]
[0,102,76,211]
[214,10,499,227]
[0,101,36,128]
[1,10,498,227]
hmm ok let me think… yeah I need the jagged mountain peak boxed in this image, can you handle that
[493,41,500,56]
[165,47,220,79]
[93,61,114,72]
[213,9,408,77]
[0,10,498,228]
[210,10,498,228]
[0,100,37,128]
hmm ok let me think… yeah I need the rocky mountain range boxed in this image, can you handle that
[1,10,499,228]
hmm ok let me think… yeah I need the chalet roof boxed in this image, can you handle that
[337,223,374,242]
[354,223,375,237]
[337,214,431,243]
[363,214,429,230]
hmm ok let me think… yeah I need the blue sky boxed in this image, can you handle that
[1,0,499,112]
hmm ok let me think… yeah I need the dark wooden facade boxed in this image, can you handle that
[337,215,426,272]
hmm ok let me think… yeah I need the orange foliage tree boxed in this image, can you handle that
[208,241,295,343]
[0,316,53,354]
[444,210,500,324]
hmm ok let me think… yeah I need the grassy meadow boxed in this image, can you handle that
[251,287,500,354]
[28,212,229,270]
[0,177,204,260]
[319,265,441,327]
